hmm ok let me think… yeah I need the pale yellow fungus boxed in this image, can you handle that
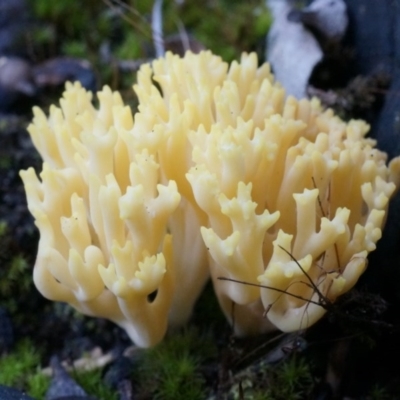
[20,51,400,345]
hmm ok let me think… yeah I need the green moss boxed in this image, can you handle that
[26,372,51,399]
[171,0,271,62]
[138,327,216,400]
[234,355,314,400]
[72,368,118,400]
[61,40,89,59]
[0,339,118,399]
[115,31,146,61]
[26,0,271,90]
[264,356,314,399]
[0,339,42,387]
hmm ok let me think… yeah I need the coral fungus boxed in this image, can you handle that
[20,51,400,346]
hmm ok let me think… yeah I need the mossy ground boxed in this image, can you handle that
[26,0,272,93]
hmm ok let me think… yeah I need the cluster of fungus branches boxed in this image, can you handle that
[20,51,400,347]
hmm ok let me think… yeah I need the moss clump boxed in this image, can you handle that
[26,373,51,399]
[72,368,118,400]
[137,327,217,400]
[0,339,40,387]
[0,338,118,399]
[231,355,314,400]
[174,0,271,61]
[0,339,50,398]
[263,356,314,400]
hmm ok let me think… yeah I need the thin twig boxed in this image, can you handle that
[218,277,324,308]
[277,245,330,307]
[102,0,153,40]
[152,0,165,57]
